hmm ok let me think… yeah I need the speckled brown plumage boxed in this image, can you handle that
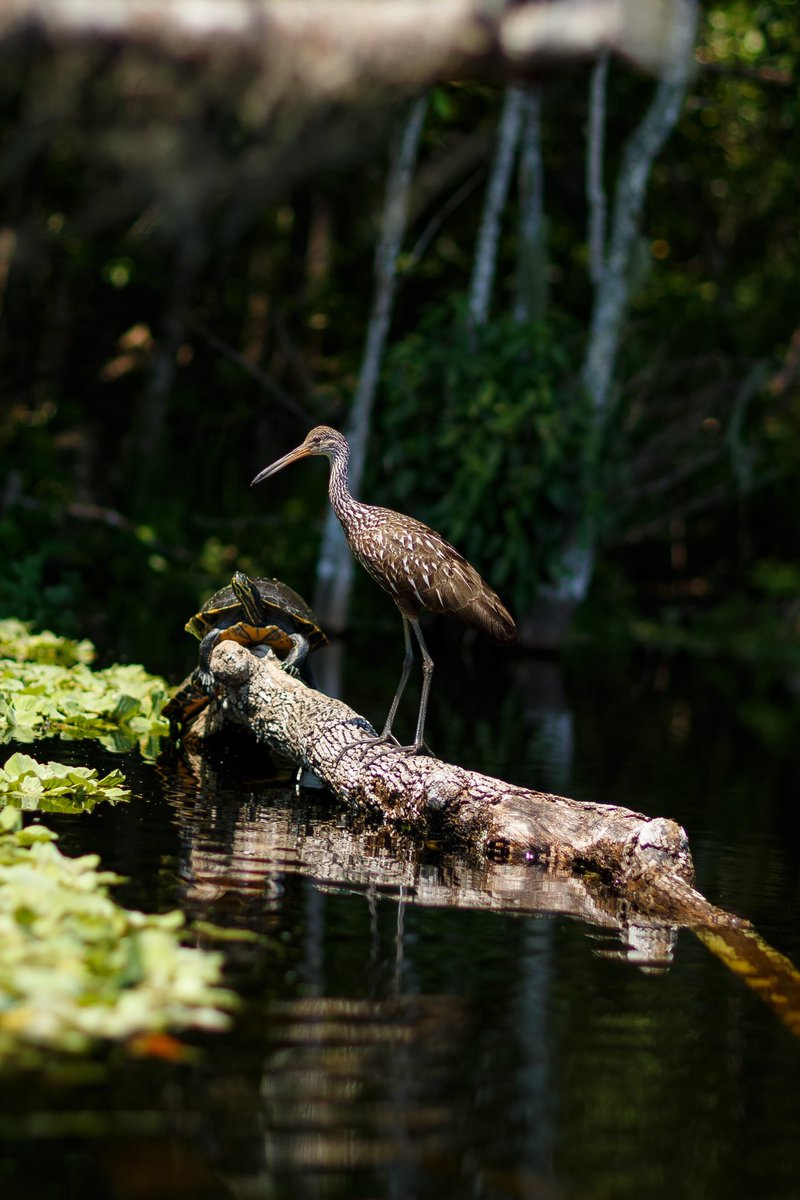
[346,503,515,641]
[252,425,516,750]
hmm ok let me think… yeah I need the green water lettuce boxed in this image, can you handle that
[0,622,169,754]
[0,619,95,666]
[0,752,130,813]
[0,808,236,1069]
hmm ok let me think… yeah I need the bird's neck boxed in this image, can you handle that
[326,443,361,526]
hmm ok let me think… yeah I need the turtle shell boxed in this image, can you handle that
[186,572,326,650]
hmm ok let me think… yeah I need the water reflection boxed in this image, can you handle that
[159,750,685,1197]
[3,645,800,1200]
[166,751,680,970]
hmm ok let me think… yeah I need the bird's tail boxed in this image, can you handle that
[468,590,517,644]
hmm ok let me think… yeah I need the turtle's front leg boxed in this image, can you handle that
[196,628,223,693]
[281,633,311,681]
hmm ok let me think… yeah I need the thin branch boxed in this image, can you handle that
[767,327,800,397]
[273,312,318,401]
[629,449,723,498]
[698,60,793,88]
[404,167,484,274]
[620,473,781,543]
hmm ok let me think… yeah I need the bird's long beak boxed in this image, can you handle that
[251,443,310,487]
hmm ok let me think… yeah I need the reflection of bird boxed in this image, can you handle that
[251,426,516,752]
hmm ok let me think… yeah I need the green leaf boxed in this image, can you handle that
[0,818,237,1070]
[0,628,170,757]
[0,753,131,814]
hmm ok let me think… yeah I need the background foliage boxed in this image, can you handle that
[0,2,798,677]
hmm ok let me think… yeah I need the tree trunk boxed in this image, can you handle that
[467,87,524,330]
[514,86,547,324]
[585,53,609,287]
[313,94,428,633]
[582,1,698,413]
[526,0,698,640]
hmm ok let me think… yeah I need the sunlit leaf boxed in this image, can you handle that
[0,626,170,757]
[0,810,236,1071]
[0,753,131,814]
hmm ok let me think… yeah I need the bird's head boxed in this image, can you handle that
[251,425,346,486]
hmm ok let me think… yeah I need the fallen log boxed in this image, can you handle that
[187,640,722,925]
[169,722,800,1038]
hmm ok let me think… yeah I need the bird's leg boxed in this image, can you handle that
[380,616,415,742]
[409,618,433,752]
[329,619,435,766]
[329,619,415,767]
[366,618,433,756]
[361,619,435,757]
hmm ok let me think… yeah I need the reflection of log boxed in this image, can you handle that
[191,641,720,926]
[169,768,681,967]
[166,760,800,1033]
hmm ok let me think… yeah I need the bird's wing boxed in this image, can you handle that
[428,543,516,643]
[365,513,516,643]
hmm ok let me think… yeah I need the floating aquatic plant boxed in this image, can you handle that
[0,752,130,813]
[0,807,236,1071]
[0,620,169,755]
[0,618,95,667]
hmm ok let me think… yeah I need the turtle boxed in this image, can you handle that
[185,570,327,693]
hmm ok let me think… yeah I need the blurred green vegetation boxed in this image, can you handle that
[377,303,597,613]
[0,2,798,679]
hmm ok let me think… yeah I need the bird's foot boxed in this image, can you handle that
[391,741,432,756]
[322,721,432,769]
[333,734,433,768]
[330,731,393,768]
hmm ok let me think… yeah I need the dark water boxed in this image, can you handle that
[2,638,800,1200]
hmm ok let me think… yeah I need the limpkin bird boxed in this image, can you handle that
[251,426,516,751]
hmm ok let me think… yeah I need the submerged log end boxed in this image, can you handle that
[624,816,693,881]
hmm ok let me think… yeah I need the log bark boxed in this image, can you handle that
[188,639,723,925]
